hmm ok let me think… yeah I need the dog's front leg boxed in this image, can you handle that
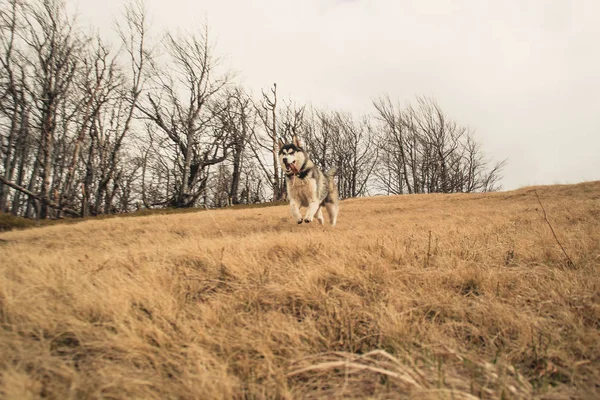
[303,200,320,223]
[289,199,303,224]
[303,197,320,223]
[303,180,320,223]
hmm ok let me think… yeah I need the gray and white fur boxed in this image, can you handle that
[278,136,339,225]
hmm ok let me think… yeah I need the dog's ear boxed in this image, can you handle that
[293,135,302,148]
[278,138,284,150]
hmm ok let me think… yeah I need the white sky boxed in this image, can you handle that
[71,0,600,190]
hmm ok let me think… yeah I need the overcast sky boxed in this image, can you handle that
[72,0,599,190]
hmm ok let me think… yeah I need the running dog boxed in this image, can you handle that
[278,136,339,225]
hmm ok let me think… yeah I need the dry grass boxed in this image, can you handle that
[1,181,599,399]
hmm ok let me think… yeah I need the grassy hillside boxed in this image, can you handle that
[1,182,599,399]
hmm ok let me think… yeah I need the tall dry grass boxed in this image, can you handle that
[1,182,599,399]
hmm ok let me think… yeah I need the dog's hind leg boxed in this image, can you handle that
[290,199,303,224]
[325,202,339,226]
[316,207,324,225]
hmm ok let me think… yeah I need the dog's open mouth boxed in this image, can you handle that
[284,161,299,174]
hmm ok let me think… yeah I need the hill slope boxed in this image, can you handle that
[1,182,599,399]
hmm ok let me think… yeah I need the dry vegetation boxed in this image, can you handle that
[1,181,599,399]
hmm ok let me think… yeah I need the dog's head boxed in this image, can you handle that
[278,136,306,175]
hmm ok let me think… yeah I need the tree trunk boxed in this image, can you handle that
[11,135,30,215]
[0,109,19,212]
[39,99,56,219]
[229,146,243,204]
[178,130,194,207]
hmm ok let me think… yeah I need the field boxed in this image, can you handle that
[1,182,599,399]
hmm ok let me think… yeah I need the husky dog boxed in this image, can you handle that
[278,136,339,225]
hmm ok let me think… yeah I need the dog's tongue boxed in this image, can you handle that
[289,163,299,174]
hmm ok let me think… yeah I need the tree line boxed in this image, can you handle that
[0,0,505,219]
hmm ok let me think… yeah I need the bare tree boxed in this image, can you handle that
[332,112,378,198]
[302,108,377,199]
[216,86,254,204]
[136,24,231,208]
[373,94,414,194]
[373,94,505,194]
[0,0,23,212]
[80,1,146,216]
[252,83,285,201]
[0,0,85,218]
[91,0,147,215]
[0,0,150,218]
[279,100,305,141]
[303,108,336,171]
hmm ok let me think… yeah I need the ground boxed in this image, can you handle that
[1,182,599,399]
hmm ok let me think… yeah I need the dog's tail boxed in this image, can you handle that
[326,167,337,177]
